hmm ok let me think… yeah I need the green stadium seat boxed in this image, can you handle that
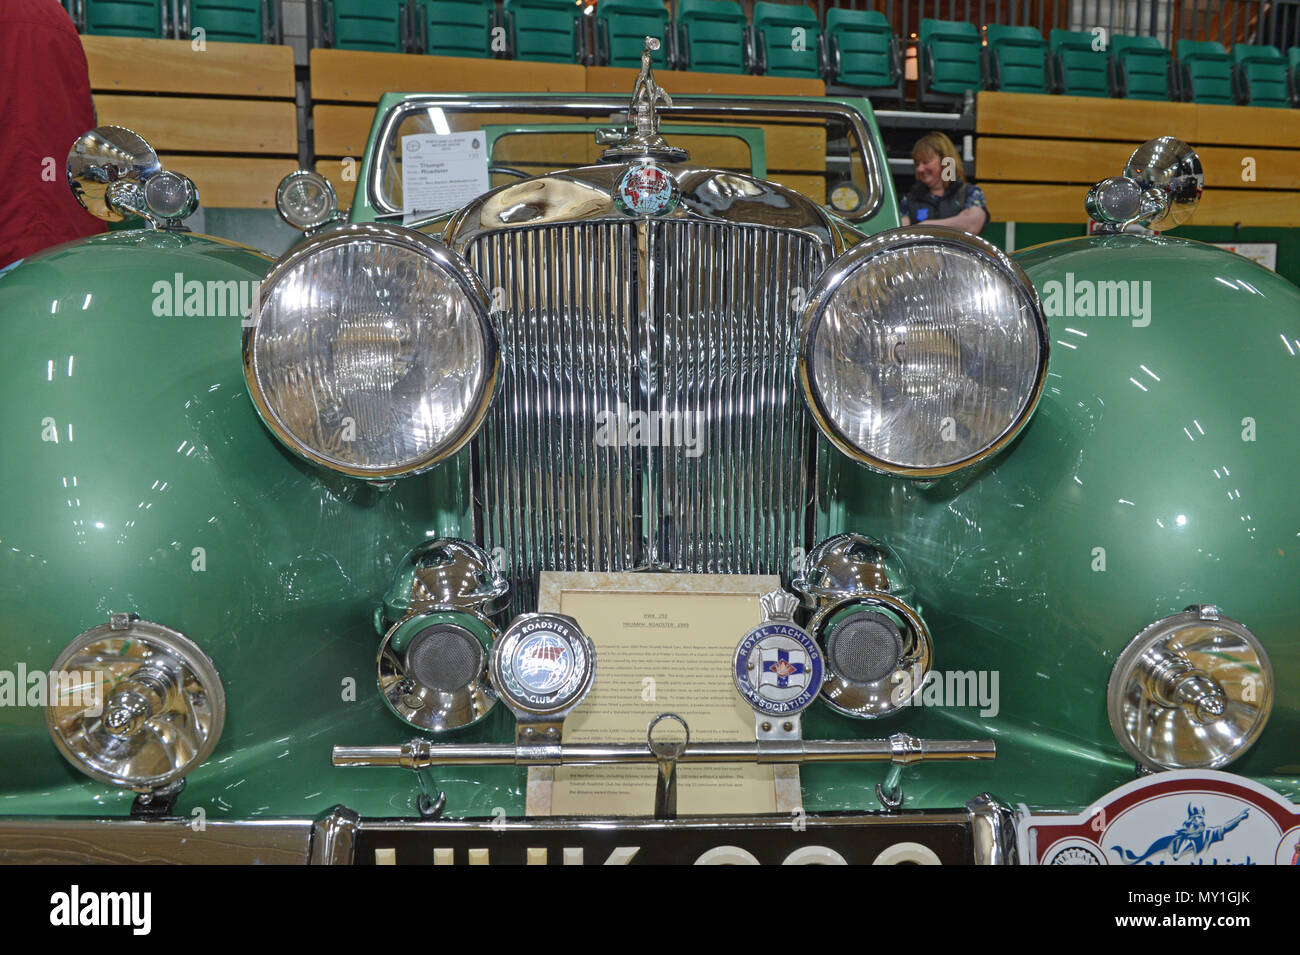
[675,0,750,74]
[413,0,493,57]
[918,19,981,105]
[1232,44,1289,108]
[1050,29,1109,96]
[824,9,901,98]
[594,0,670,68]
[1290,47,1300,107]
[183,1,275,44]
[322,0,408,52]
[504,0,585,63]
[1109,34,1174,100]
[985,24,1048,93]
[1177,40,1234,103]
[83,0,166,37]
[751,1,823,79]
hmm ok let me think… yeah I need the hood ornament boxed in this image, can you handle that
[601,37,688,164]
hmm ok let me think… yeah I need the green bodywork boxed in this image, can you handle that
[0,97,1295,826]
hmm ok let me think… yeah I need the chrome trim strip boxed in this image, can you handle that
[331,735,996,767]
[357,811,974,833]
[367,95,886,223]
[0,818,312,865]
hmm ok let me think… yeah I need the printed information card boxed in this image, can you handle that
[400,132,489,223]
[530,571,791,817]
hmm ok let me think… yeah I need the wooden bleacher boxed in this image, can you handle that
[78,36,1299,227]
[311,50,588,207]
[977,91,1300,227]
[82,36,299,209]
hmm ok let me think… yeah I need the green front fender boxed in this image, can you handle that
[0,231,484,819]
[823,233,1300,806]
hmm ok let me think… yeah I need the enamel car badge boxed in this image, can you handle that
[733,590,824,718]
[491,613,595,717]
[615,162,679,217]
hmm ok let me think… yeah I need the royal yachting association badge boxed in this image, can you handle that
[733,590,824,717]
[615,161,679,217]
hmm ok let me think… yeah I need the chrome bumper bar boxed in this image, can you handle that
[332,735,996,768]
[0,795,1018,865]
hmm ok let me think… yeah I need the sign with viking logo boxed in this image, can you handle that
[1018,769,1300,865]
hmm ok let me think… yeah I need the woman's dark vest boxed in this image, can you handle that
[906,181,971,223]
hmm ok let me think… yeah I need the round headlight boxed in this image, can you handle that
[1108,605,1273,771]
[46,614,226,792]
[799,228,1048,477]
[276,169,339,231]
[244,224,498,478]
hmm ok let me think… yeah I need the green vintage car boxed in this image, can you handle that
[0,43,1296,866]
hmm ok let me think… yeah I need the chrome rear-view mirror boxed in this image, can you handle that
[67,125,161,222]
[68,125,200,230]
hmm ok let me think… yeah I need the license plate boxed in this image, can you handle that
[352,812,975,864]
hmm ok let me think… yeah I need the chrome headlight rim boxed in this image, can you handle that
[798,226,1050,479]
[1107,605,1274,772]
[242,222,499,480]
[45,617,226,791]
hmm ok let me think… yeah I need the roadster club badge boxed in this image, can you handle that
[733,590,824,717]
[491,613,595,716]
[615,162,679,217]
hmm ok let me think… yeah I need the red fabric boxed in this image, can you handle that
[0,0,107,268]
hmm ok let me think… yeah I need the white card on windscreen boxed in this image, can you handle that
[401,132,489,224]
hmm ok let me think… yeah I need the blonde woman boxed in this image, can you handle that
[899,132,988,235]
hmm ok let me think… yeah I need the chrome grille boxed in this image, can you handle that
[467,219,826,613]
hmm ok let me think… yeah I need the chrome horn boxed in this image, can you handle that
[1086,137,1202,232]
[374,538,508,733]
[794,533,933,718]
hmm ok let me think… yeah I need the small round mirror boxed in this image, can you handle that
[67,126,161,222]
[1123,137,1203,231]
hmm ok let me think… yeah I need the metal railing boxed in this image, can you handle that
[763,0,1300,52]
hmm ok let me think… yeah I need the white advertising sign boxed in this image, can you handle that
[1019,769,1300,865]
[1211,242,1278,271]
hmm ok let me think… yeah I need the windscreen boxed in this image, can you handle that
[369,98,883,223]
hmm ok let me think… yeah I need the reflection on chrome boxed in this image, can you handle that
[1108,604,1273,771]
[243,224,498,479]
[799,227,1049,478]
